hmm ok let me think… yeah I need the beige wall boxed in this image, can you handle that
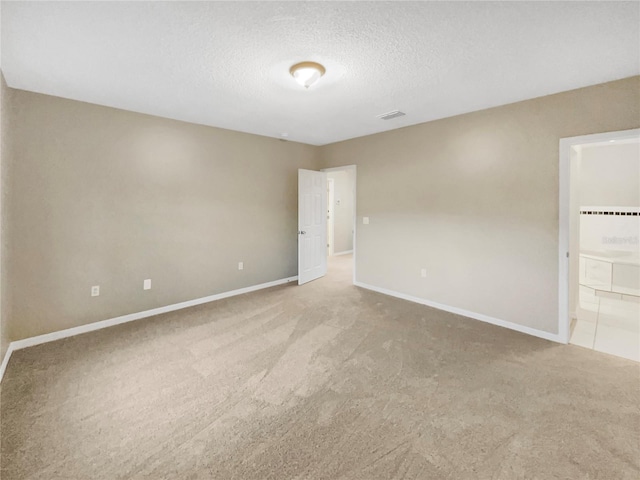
[3,76,639,343]
[319,76,640,334]
[7,89,319,340]
[0,73,10,360]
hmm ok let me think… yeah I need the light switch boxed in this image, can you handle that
[363,217,370,225]
[144,279,151,290]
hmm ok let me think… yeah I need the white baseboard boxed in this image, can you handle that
[0,343,15,384]
[0,275,298,383]
[332,250,353,256]
[354,281,563,344]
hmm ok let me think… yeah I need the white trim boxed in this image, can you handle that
[0,343,15,383]
[0,275,297,382]
[351,167,356,286]
[558,128,640,345]
[332,250,353,256]
[355,281,563,343]
[559,137,570,344]
[580,206,639,213]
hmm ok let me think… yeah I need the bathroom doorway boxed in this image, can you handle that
[559,129,640,361]
[327,178,335,256]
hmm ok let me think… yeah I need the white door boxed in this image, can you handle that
[298,169,327,285]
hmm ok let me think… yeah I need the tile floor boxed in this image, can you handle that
[570,285,640,362]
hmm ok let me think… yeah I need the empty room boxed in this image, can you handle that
[0,2,639,479]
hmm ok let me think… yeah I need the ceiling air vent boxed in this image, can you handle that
[376,110,406,121]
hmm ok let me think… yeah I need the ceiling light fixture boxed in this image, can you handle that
[290,61,326,89]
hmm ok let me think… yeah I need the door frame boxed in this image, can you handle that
[558,128,639,344]
[321,165,357,285]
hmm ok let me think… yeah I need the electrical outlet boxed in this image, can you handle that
[420,268,427,278]
[238,262,244,271]
[91,285,100,297]
[143,279,151,290]
[363,216,370,224]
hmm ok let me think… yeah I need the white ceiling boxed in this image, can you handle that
[1,1,638,146]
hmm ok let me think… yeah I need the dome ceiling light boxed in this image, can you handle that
[290,61,326,89]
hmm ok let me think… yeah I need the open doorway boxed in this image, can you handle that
[559,129,639,361]
[323,165,356,284]
[327,178,335,256]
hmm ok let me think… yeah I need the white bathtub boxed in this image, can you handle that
[579,250,640,297]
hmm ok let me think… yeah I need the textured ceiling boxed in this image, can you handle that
[1,1,639,145]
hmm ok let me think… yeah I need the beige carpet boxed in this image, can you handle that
[1,255,639,479]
